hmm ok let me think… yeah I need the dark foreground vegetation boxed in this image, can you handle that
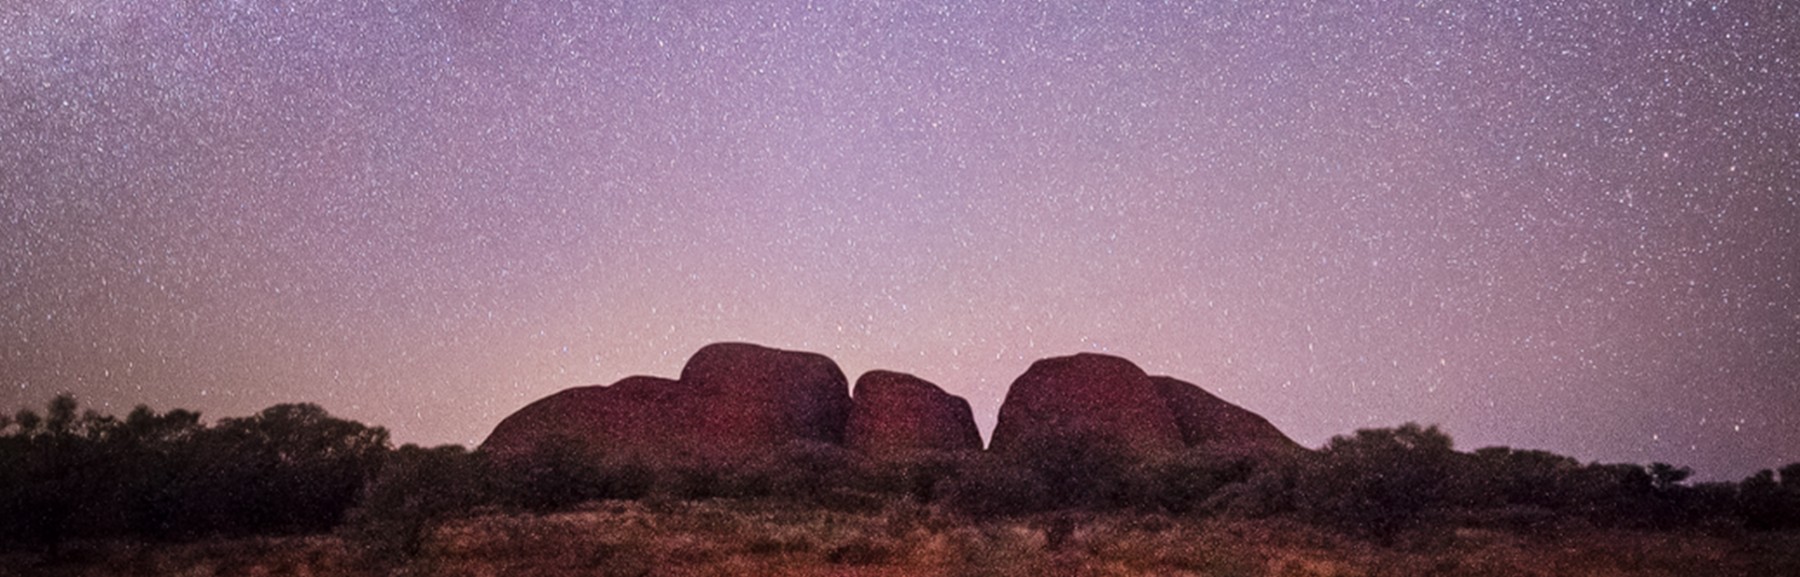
[4,395,1798,575]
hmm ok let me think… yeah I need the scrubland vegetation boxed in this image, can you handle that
[4,395,1798,576]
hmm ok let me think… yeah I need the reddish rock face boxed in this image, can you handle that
[480,342,852,464]
[1150,376,1306,458]
[845,370,982,457]
[678,342,853,456]
[482,343,1302,471]
[989,353,1185,458]
[479,376,689,462]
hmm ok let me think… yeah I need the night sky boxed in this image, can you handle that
[4,1,1797,480]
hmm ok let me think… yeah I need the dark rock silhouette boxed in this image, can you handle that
[679,342,853,456]
[845,370,982,457]
[483,343,1304,470]
[480,376,691,462]
[988,353,1185,458]
[480,342,850,464]
[1150,376,1305,458]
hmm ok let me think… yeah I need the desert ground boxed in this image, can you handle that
[7,498,1796,577]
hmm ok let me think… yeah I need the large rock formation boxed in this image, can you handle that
[679,342,853,455]
[988,353,1186,458]
[480,342,851,464]
[845,370,982,457]
[1150,376,1305,458]
[482,343,1305,472]
[481,376,689,462]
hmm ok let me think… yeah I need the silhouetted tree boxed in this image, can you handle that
[0,395,136,551]
[488,438,618,511]
[1781,463,1800,493]
[111,405,206,537]
[1740,466,1800,530]
[11,408,42,434]
[343,444,491,564]
[1648,462,1693,492]
[1634,462,1700,527]
[1203,461,1303,518]
[45,395,78,435]
[1137,452,1257,514]
[999,432,1150,511]
[188,403,391,535]
[1294,423,1458,541]
[1456,446,1584,513]
[1,397,393,549]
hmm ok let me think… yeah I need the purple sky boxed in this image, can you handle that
[3,1,1796,480]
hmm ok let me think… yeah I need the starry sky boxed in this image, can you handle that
[3,1,1797,480]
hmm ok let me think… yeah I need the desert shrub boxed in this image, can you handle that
[1134,452,1258,514]
[1283,424,1729,536]
[653,441,872,505]
[826,536,895,566]
[1456,446,1585,511]
[659,457,779,501]
[1293,423,1458,540]
[854,450,969,503]
[1446,446,1710,529]
[1740,466,1800,530]
[342,444,491,564]
[1783,463,1800,492]
[1683,481,1743,528]
[998,433,1152,511]
[939,456,1051,517]
[949,523,1053,576]
[1298,431,1736,532]
[731,441,908,512]
[759,440,859,501]
[1637,462,1708,528]
[1552,462,1687,528]
[664,459,759,501]
[1204,462,1302,518]
[183,404,392,536]
[486,441,653,512]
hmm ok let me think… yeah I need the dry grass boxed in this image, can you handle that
[4,500,1795,577]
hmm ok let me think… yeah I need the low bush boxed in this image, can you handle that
[939,456,1051,517]
[1291,423,1460,540]
[1741,467,1800,530]
[1133,451,1259,514]
[485,441,654,511]
[341,444,489,565]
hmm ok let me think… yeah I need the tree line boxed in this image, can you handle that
[3,395,1798,559]
[0,395,387,551]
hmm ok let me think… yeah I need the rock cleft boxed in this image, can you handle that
[845,370,982,457]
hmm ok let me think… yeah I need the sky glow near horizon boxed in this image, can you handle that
[2,1,1797,480]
